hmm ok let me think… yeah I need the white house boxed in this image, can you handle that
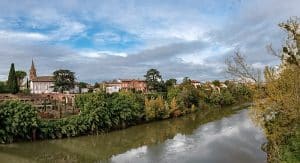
[30,76,55,94]
[29,60,55,94]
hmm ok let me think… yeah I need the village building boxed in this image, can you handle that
[104,79,147,94]
[191,80,202,88]
[29,60,55,94]
[121,79,147,92]
[105,80,122,94]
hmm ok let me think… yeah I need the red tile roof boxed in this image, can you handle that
[32,76,54,82]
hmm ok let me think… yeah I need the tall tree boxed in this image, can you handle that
[7,63,19,94]
[144,69,164,92]
[15,70,27,87]
[53,69,76,93]
[165,78,177,88]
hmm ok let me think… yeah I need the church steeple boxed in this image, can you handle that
[29,59,37,81]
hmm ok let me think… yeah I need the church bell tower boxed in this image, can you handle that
[29,59,37,81]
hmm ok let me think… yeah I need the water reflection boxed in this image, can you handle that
[111,110,266,163]
[0,108,266,163]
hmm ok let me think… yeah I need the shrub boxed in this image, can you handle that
[145,96,169,120]
[0,101,38,143]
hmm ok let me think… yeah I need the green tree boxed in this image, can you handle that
[144,69,165,92]
[53,69,76,92]
[7,63,19,94]
[212,80,221,87]
[15,70,27,87]
[177,85,200,109]
[182,77,191,85]
[165,78,177,88]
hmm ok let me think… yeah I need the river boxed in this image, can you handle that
[0,107,267,163]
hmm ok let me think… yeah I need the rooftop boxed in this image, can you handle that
[32,76,54,82]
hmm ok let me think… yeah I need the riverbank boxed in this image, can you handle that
[1,79,253,144]
[0,93,253,143]
[0,105,265,162]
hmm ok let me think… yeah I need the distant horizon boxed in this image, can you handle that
[0,0,299,82]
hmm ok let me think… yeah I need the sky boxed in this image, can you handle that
[0,0,299,83]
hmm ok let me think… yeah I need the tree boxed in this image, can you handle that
[144,69,165,92]
[177,85,200,109]
[15,71,27,87]
[225,51,261,83]
[250,17,300,162]
[212,80,221,87]
[182,77,191,85]
[165,78,177,88]
[7,63,19,94]
[53,69,76,92]
[279,17,300,67]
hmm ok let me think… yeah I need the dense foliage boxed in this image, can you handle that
[144,69,166,92]
[38,91,145,140]
[251,18,300,163]
[0,73,252,143]
[253,67,300,163]
[0,101,38,143]
[53,69,76,92]
[7,63,19,94]
[15,70,27,87]
[0,81,9,93]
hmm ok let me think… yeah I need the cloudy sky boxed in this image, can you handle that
[0,0,299,83]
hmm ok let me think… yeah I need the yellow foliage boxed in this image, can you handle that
[145,96,169,120]
[251,66,300,162]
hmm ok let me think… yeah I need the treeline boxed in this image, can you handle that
[0,79,252,143]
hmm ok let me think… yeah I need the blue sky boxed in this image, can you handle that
[0,0,299,82]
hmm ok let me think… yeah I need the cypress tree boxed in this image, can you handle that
[7,63,19,94]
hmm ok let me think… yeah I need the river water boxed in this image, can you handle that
[0,107,267,163]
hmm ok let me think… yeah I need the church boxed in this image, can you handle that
[29,60,55,94]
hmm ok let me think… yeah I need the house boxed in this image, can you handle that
[105,80,122,94]
[29,60,55,94]
[104,79,147,93]
[120,79,147,92]
[191,80,202,88]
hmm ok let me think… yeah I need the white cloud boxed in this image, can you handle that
[78,50,127,59]
[50,20,86,41]
[79,51,105,58]
[0,30,49,42]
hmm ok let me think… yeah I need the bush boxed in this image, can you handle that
[110,92,144,127]
[0,81,9,93]
[220,89,236,106]
[0,101,38,143]
[145,96,169,120]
